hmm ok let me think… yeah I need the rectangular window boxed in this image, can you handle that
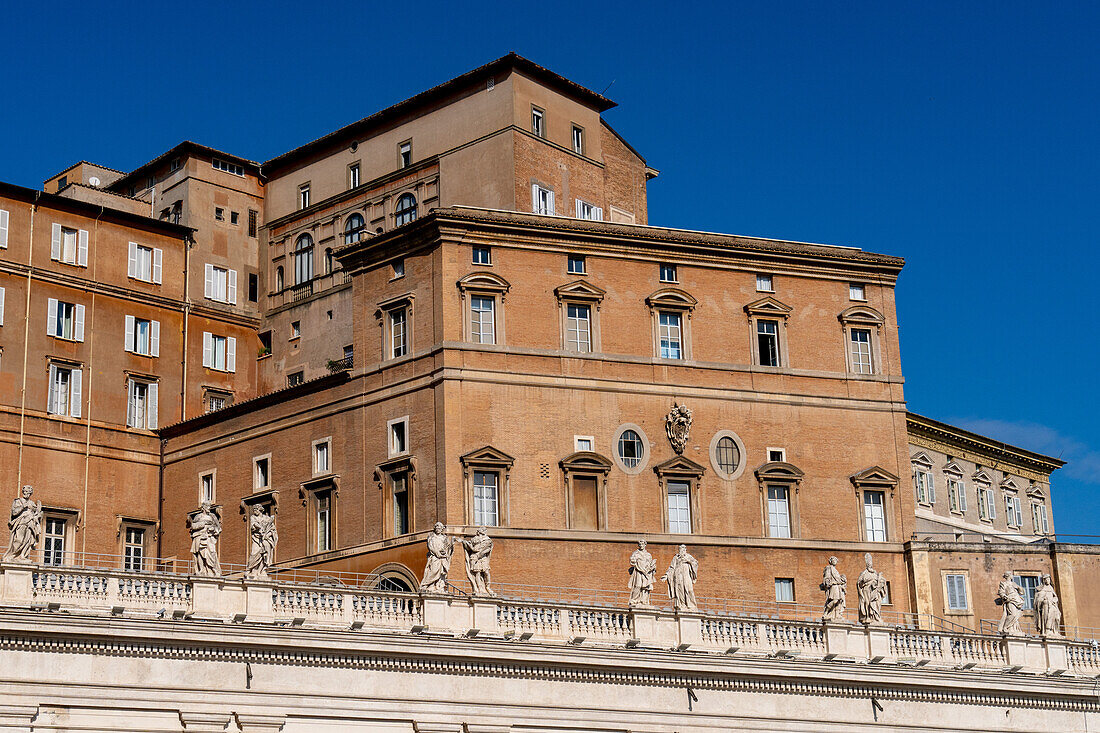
[0,208,8,248]
[945,573,969,611]
[849,283,866,301]
[287,371,304,387]
[213,159,245,176]
[47,364,81,417]
[978,487,996,521]
[1013,574,1040,610]
[575,200,603,221]
[254,457,270,490]
[757,319,780,366]
[248,273,258,302]
[768,448,786,463]
[473,471,499,526]
[667,481,692,533]
[567,254,586,274]
[775,578,795,603]
[125,315,160,357]
[399,141,412,168]
[202,332,236,372]
[914,469,935,504]
[392,260,405,278]
[291,321,301,339]
[1005,495,1023,528]
[126,379,158,429]
[470,296,496,344]
[43,517,66,566]
[123,527,145,572]
[863,490,887,541]
[392,473,410,535]
[658,311,682,359]
[391,308,408,358]
[767,485,791,538]
[314,440,330,475]
[531,107,544,137]
[574,435,594,452]
[472,246,492,265]
[850,328,873,374]
[532,185,555,215]
[571,125,585,155]
[248,209,258,238]
[348,163,360,189]
[48,299,84,341]
[51,224,87,266]
[756,274,774,292]
[205,391,229,413]
[204,264,237,304]
[127,243,162,284]
[215,207,225,221]
[948,479,967,512]
[1032,502,1049,534]
[200,472,216,504]
[299,184,311,209]
[229,211,239,226]
[565,303,592,353]
[316,491,332,552]
[389,418,408,457]
[659,263,677,283]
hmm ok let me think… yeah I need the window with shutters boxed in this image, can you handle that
[204,264,236,304]
[47,363,82,417]
[127,243,162,284]
[913,469,935,505]
[532,184,555,215]
[124,316,160,357]
[47,299,84,342]
[943,573,970,612]
[576,200,602,221]
[1005,494,1023,529]
[0,208,9,248]
[571,125,585,155]
[126,378,158,429]
[51,223,87,267]
[202,332,236,372]
[948,478,967,513]
[977,485,996,522]
[1032,502,1050,534]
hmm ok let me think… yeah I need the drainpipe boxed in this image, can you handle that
[181,233,193,421]
[15,191,41,488]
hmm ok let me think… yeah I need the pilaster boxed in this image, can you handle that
[0,565,33,606]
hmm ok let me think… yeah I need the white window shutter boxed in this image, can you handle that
[204,264,214,299]
[46,298,58,336]
[124,315,135,352]
[959,484,968,511]
[126,381,136,427]
[227,269,237,304]
[47,364,58,413]
[51,223,61,260]
[74,304,85,342]
[594,207,603,221]
[70,369,82,418]
[226,337,236,373]
[128,243,138,278]
[575,198,583,217]
[0,286,5,326]
[152,248,162,284]
[531,184,539,213]
[946,577,958,609]
[0,209,8,248]
[150,320,160,357]
[202,332,213,368]
[547,190,555,215]
[147,382,158,430]
[988,492,996,519]
[77,229,88,267]
[927,475,935,504]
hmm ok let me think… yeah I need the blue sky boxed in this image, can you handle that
[3,2,1097,536]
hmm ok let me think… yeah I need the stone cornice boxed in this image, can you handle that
[906,412,1064,477]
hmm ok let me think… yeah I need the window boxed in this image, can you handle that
[394,193,417,226]
[399,141,412,168]
[470,296,496,344]
[57,176,67,190]
[775,578,795,603]
[473,471,499,526]
[390,308,408,357]
[343,344,354,362]
[125,316,160,357]
[47,364,81,417]
[169,158,181,172]
[126,378,158,429]
[202,333,236,372]
[767,485,791,538]
[658,312,682,359]
[1032,502,1049,534]
[659,263,677,283]
[213,159,244,176]
[0,208,8,248]
[387,417,409,459]
[123,527,146,572]
[315,490,333,552]
[392,260,405,278]
[617,429,644,469]
[532,184,555,215]
[287,371,304,387]
[1014,574,1041,610]
[849,283,866,301]
[51,224,87,266]
[863,491,887,541]
[768,448,786,463]
[204,390,230,413]
[574,435,594,452]
[314,439,331,475]
[254,457,270,490]
[565,304,592,353]
[756,319,780,366]
[215,208,225,221]
[294,234,314,284]
[944,573,969,612]
[324,248,334,274]
[275,266,284,291]
[948,478,967,512]
[666,481,691,533]
[47,299,84,342]
[348,162,361,189]
[248,273,258,303]
[127,243,162,284]
[913,469,935,505]
[43,516,66,566]
[204,264,237,304]
[248,209,258,238]
[1005,494,1023,529]
[230,211,239,226]
[298,184,311,209]
[531,106,545,137]
[344,213,365,244]
[391,472,410,535]
[472,246,492,265]
[575,200,603,221]
[567,254,586,274]
[756,274,774,292]
[849,328,874,374]
[571,125,585,155]
[978,486,997,521]
[715,436,740,476]
[290,321,301,339]
[200,472,216,504]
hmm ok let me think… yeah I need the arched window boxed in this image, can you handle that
[394,193,417,226]
[377,575,412,592]
[324,247,334,274]
[294,234,314,285]
[275,265,284,291]
[344,213,365,245]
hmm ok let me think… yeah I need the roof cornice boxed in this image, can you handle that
[906,412,1065,473]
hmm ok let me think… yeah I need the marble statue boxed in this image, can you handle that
[821,556,847,622]
[665,403,693,455]
[189,502,222,577]
[856,553,887,625]
[661,544,698,611]
[244,505,278,579]
[4,486,43,563]
[996,572,1025,635]
[462,527,494,596]
[628,539,657,606]
[1034,573,1062,637]
[419,522,455,593]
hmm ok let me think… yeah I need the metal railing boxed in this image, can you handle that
[269,269,353,308]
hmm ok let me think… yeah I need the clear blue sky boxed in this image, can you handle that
[3,2,1097,537]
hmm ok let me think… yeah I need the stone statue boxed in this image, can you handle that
[419,522,455,593]
[996,572,1025,635]
[856,553,887,625]
[244,505,278,579]
[661,544,698,611]
[821,556,847,622]
[462,527,494,596]
[189,502,222,577]
[665,403,693,455]
[628,539,657,606]
[1034,574,1062,637]
[4,486,43,563]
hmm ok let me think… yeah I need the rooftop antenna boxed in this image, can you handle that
[601,79,616,96]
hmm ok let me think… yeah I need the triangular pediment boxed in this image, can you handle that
[972,469,993,485]
[850,465,900,487]
[560,451,613,473]
[754,461,805,482]
[1000,476,1020,492]
[459,445,515,467]
[838,305,885,325]
[645,287,697,311]
[554,280,606,301]
[744,296,793,317]
[653,455,707,477]
[910,451,934,468]
[942,461,964,476]
[1027,484,1046,500]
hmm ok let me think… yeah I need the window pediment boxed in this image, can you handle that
[754,461,805,484]
[457,272,511,300]
[375,292,414,316]
[942,461,964,477]
[554,280,606,307]
[1000,476,1020,492]
[850,465,900,488]
[838,305,885,326]
[645,287,697,312]
[744,296,793,320]
[240,489,279,518]
[373,456,418,491]
[460,445,515,476]
[653,455,707,478]
[910,451,934,469]
[560,451,613,475]
[1027,484,1046,500]
[972,469,993,485]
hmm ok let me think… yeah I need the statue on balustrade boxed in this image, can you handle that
[419,522,455,594]
[462,527,494,596]
[821,556,847,622]
[995,572,1025,635]
[661,544,698,611]
[628,539,656,606]
[189,502,222,577]
[856,553,887,625]
[1034,574,1062,637]
[244,504,278,579]
[3,486,43,563]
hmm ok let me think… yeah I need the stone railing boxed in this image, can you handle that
[0,562,1082,675]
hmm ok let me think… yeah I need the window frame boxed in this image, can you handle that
[47,361,82,418]
[838,306,886,376]
[942,570,972,614]
[532,184,555,215]
[850,466,898,543]
[200,470,217,505]
[571,124,585,155]
[646,288,697,361]
[744,297,792,368]
[755,273,775,293]
[398,140,412,168]
[376,294,414,361]
[775,578,796,603]
[41,508,78,567]
[460,446,514,527]
[298,183,311,210]
[531,106,545,138]
[348,161,361,190]
[560,451,613,531]
[612,423,650,475]
[253,454,272,492]
[125,376,158,430]
[654,456,707,534]
[387,416,410,459]
[709,430,747,481]
[567,254,586,274]
[458,272,511,346]
[393,193,418,226]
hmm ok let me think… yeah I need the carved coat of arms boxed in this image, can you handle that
[665,402,693,455]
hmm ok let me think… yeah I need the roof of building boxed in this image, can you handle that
[109,141,261,192]
[263,53,617,174]
[906,411,1065,473]
[42,159,127,185]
